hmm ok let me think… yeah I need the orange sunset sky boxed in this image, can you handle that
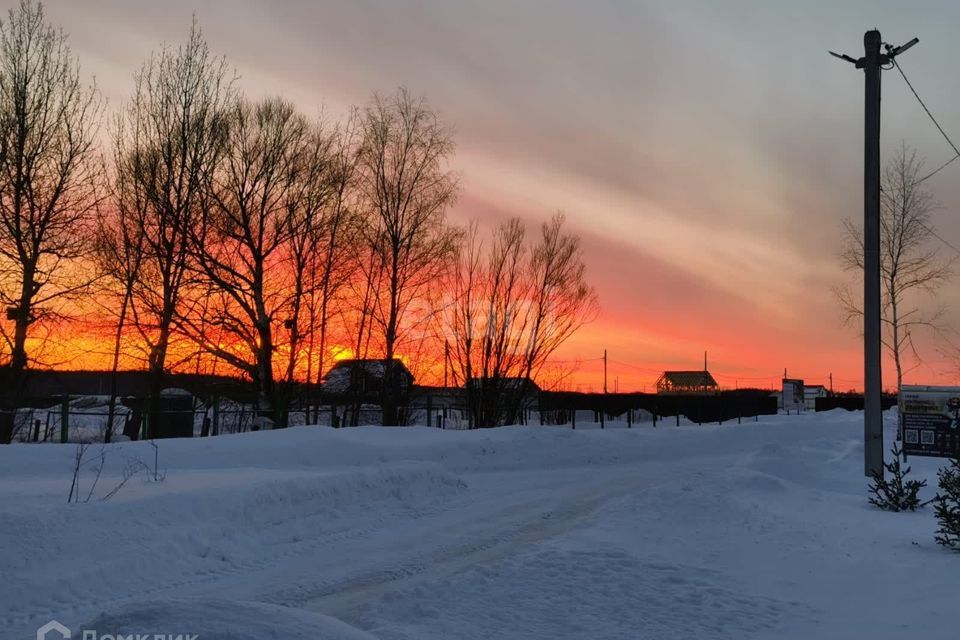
[17,0,960,392]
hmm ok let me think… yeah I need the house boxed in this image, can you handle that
[656,370,718,395]
[322,358,414,400]
[803,385,828,410]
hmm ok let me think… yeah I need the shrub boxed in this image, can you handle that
[933,457,960,551]
[867,443,927,512]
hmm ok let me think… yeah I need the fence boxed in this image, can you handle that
[539,390,778,426]
[2,401,474,443]
[3,388,782,444]
[814,395,898,412]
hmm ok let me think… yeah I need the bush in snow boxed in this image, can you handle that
[867,443,926,512]
[933,456,960,551]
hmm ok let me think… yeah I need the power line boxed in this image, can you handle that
[918,220,960,257]
[913,154,959,185]
[885,58,960,256]
[891,58,960,184]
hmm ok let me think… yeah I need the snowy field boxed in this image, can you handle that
[0,409,955,639]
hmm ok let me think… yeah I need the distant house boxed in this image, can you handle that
[804,385,828,410]
[656,371,718,395]
[322,359,414,400]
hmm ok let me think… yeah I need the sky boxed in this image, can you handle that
[18,0,960,392]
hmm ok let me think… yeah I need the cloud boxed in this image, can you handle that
[34,0,960,388]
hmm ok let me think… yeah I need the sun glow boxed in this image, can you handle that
[329,345,354,362]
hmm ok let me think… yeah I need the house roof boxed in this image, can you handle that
[658,371,718,387]
[322,359,413,394]
[326,358,412,376]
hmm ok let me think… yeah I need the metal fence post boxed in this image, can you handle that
[60,397,69,443]
[212,396,220,436]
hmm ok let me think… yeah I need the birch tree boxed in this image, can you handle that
[838,144,952,392]
[358,88,460,424]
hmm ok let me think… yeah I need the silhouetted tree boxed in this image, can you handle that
[93,181,145,441]
[357,88,460,424]
[182,97,311,423]
[116,21,233,436]
[314,117,363,387]
[448,214,598,427]
[0,0,100,378]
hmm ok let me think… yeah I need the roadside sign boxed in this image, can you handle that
[899,385,960,458]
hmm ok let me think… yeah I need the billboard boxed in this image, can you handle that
[899,385,960,458]
[782,378,804,412]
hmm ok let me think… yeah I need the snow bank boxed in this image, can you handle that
[0,459,466,638]
[1,409,956,640]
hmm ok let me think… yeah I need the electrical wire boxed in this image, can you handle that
[917,220,960,257]
[892,58,960,185]
[885,58,960,258]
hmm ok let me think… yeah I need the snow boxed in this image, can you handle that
[0,410,956,639]
[84,600,377,640]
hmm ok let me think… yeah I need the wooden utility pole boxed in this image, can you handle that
[862,30,884,479]
[832,31,918,478]
[603,349,608,395]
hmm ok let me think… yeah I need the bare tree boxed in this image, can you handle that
[181,97,312,423]
[521,213,599,383]
[449,219,530,427]
[286,114,362,425]
[0,0,100,379]
[357,88,460,424]
[116,21,233,436]
[838,144,952,392]
[448,214,598,427]
[283,124,334,390]
[93,193,144,442]
[310,116,363,390]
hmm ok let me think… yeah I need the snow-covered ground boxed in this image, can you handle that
[0,410,955,639]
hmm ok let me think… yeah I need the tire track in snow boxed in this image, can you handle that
[292,465,697,622]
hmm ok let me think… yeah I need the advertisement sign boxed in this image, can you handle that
[782,378,804,412]
[899,385,960,458]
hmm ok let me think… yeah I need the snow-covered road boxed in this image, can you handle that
[1,411,955,639]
